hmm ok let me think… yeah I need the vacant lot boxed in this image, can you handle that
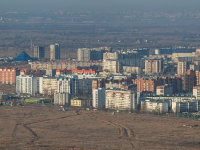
[0,106,200,150]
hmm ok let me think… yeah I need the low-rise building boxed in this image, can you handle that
[141,100,168,114]
[172,101,198,113]
[71,99,89,107]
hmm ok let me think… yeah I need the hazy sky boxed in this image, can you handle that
[0,0,200,12]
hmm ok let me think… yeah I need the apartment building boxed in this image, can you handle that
[132,78,160,92]
[144,59,162,75]
[50,43,60,60]
[16,75,37,95]
[156,85,173,96]
[92,88,105,108]
[54,93,71,105]
[77,48,90,61]
[177,61,189,74]
[0,68,20,84]
[105,89,137,111]
[193,86,200,100]
[34,46,45,59]
[30,61,103,70]
[141,100,168,114]
[39,77,57,95]
[57,77,71,94]
[103,59,121,74]
[122,66,141,75]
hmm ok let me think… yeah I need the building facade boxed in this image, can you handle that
[141,100,168,114]
[193,86,200,100]
[92,88,105,108]
[145,59,162,75]
[54,93,71,105]
[50,43,60,60]
[77,48,90,61]
[105,89,137,111]
[34,46,45,59]
[156,85,173,96]
[39,77,57,95]
[0,68,20,84]
[177,61,188,75]
[16,75,37,95]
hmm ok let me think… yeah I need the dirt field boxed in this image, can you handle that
[0,106,200,150]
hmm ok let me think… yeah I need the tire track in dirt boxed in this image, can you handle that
[11,124,19,140]
[23,124,39,144]
[25,114,78,125]
[83,112,135,149]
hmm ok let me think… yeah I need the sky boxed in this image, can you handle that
[0,0,200,12]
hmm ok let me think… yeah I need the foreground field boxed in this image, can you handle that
[0,106,200,150]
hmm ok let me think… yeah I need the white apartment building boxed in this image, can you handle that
[92,88,105,108]
[16,75,37,95]
[54,93,71,105]
[141,100,168,114]
[57,77,71,93]
[193,86,200,100]
[177,61,188,74]
[105,89,137,111]
[39,77,57,95]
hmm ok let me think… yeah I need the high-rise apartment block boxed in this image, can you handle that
[132,78,160,92]
[103,60,121,74]
[105,89,137,111]
[193,86,200,100]
[54,93,71,105]
[0,68,20,84]
[50,43,60,60]
[92,88,105,108]
[39,77,57,95]
[77,48,108,62]
[16,75,37,95]
[34,46,45,59]
[145,59,162,75]
[77,48,90,61]
[156,85,173,96]
[177,61,188,74]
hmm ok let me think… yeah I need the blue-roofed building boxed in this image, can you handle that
[14,51,38,62]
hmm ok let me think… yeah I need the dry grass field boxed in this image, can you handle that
[0,106,200,150]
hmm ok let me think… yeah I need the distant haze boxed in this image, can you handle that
[1,0,200,12]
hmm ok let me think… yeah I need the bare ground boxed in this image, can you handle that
[0,106,200,150]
